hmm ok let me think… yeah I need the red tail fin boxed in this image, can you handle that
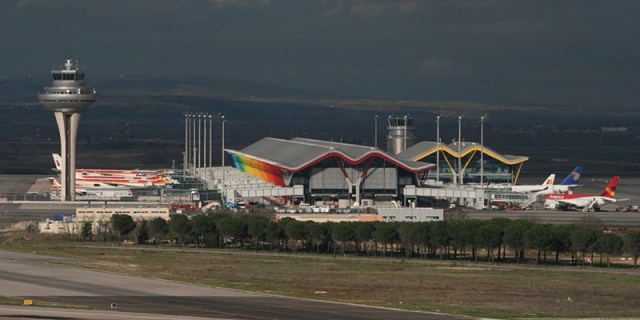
[600,176,619,198]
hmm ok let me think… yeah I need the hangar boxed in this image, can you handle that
[225,138,434,206]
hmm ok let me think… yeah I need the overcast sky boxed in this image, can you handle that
[1,0,639,108]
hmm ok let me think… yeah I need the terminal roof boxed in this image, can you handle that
[398,141,528,165]
[228,137,434,173]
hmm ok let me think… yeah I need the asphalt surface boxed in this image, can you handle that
[466,209,640,228]
[0,250,461,320]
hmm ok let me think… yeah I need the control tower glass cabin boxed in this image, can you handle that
[387,116,415,155]
[38,60,98,201]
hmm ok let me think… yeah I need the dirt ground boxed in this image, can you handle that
[1,238,639,319]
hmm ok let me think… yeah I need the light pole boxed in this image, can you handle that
[184,113,189,177]
[374,115,378,148]
[436,115,440,182]
[480,116,485,187]
[209,114,213,181]
[458,116,462,185]
[403,115,408,152]
[480,115,485,208]
[221,115,226,202]
[198,113,202,175]
[191,114,197,176]
[203,113,207,181]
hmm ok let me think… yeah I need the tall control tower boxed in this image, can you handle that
[38,59,98,201]
[387,115,415,155]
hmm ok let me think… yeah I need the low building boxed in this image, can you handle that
[275,213,382,223]
[76,206,171,222]
[39,206,172,234]
[376,208,444,222]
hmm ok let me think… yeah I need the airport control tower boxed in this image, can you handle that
[38,59,98,201]
[387,115,415,155]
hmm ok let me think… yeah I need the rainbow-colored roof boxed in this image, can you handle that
[226,138,434,186]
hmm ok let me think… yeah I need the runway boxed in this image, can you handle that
[0,250,461,320]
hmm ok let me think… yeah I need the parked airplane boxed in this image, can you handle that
[52,154,172,178]
[52,154,176,187]
[536,166,583,195]
[488,174,555,193]
[48,177,132,197]
[544,176,619,212]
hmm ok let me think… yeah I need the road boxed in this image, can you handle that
[0,250,462,320]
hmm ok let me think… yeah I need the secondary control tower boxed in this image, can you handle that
[38,59,98,201]
[387,115,415,155]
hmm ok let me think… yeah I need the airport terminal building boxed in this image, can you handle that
[398,141,529,184]
[225,138,434,206]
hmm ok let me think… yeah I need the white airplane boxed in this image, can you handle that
[535,166,583,195]
[52,154,176,186]
[544,176,620,212]
[488,174,555,193]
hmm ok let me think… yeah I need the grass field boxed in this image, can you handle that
[2,239,640,319]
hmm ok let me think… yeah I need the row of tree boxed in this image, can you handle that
[96,211,640,268]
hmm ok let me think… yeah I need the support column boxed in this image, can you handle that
[54,112,81,201]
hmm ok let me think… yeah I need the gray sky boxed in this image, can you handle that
[2,0,639,108]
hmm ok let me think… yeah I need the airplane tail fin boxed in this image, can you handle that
[560,166,583,185]
[543,174,555,186]
[52,154,62,172]
[600,176,620,198]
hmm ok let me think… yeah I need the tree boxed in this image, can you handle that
[136,220,149,244]
[247,214,269,251]
[413,222,431,258]
[430,221,449,259]
[265,220,283,252]
[597,233,624,267]
[570,227,597,265]
[490,218,511,260]
[525,224,554,264]
[148,217,169,242]
[504,220,533,263]
[397,222,414,258]
[283,219,307,253]
[332,222,355,256]
[459,220,483,261]
[169,214,192,245]
[475,221,502,262]
[624,231,640,269]
[80,221,92,241]
[215,216,245,248]
[306,221,329,254]
[354,222,374,256]
[372,222,398,257]
[191,214,217,247]
[111,214,136,241]
[550,225,573,264]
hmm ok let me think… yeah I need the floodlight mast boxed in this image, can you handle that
[38,59,97,201]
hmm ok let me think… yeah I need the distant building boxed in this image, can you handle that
[39,206,171,235]
[398,141,529,184]
[377,208,444,222]
[76,206,171,222]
